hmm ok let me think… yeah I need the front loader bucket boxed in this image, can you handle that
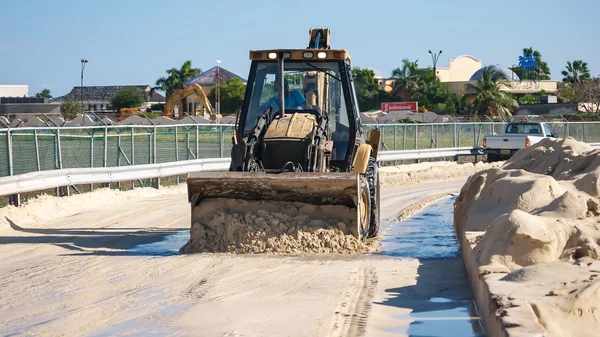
[186,171,367,239]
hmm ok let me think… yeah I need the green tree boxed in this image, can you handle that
[410,69,456,113]
[561,60,591,84]
[60,99,79,120]
[464,66,519,119]
[510,47,551,80]
[154,60,202,98]
[208,78,246,115]
[351,67,379,111]
[391,59,421,101]
[35,88,52,99]
[111,87,143,112]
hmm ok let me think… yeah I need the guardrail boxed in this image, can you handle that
[377,147,482,162]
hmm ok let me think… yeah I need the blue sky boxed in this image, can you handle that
[1,0,598,96]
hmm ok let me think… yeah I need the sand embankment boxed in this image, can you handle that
[455,137,600,337]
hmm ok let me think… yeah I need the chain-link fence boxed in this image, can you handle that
[2,122,600,178]
[364,121,600,151]
[2,124,235,177]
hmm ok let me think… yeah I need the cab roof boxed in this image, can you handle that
[249,49,350,62]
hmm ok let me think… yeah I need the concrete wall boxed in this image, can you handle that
[0,103,61,117]
[0,85,28,97]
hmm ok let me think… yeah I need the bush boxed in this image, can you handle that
[60,99,80,120]
[111,87,143,113]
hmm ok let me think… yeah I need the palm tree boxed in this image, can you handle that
[510,47,551,80]
[390,59,420,101]
[154,68,178,98]
[154,60,202,98]
[561,60,591,83]
[464,66,518,119]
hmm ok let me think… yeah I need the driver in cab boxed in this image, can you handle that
[260,79,308,113]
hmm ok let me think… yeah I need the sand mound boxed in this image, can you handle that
[454,137,600,336]
[180,198,372,254]
[380,161,501,188]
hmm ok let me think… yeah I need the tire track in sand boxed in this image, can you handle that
[324,265,378,337]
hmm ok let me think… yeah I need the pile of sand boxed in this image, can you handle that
[180,198,373,254]
[454,137,600,336]
[380,161,501,188]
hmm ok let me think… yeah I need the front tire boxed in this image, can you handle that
[358,177,371,240]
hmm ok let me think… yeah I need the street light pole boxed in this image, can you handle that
[428,50,442,79]
[80,59,88,114]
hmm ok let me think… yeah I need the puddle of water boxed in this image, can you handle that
[388,297,485,337]
[129,230,189,256]
[376,195,485,336]
[377,195,458,259]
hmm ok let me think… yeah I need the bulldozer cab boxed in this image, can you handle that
[237,50,362,171]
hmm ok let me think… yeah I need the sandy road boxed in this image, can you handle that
[0,180,467,337]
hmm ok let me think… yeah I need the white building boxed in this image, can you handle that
[0,85,28,97]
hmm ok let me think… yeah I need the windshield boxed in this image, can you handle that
[506,123,542,135]
[243,61,350,136]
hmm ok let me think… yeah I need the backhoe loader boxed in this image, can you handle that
[164,83,220,120]
[187,28,381,240]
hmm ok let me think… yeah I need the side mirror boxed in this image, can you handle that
[551,133,559,138]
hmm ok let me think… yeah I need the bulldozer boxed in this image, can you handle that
[187,28,381,240]
[163,83,221,120]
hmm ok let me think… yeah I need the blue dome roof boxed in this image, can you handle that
[469,65,519,81]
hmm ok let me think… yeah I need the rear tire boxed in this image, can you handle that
[486,153,500,163]
[366,157,380,238]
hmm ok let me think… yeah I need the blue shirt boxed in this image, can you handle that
[261,90,306,111]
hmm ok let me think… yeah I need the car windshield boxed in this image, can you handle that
[244,61,350,136]
[506,123,542,134]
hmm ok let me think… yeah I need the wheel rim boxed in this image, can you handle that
[360,189,369,232]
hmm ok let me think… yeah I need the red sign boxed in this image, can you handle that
[381,102,418,112]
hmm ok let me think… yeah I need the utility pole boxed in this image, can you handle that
[216,60,221,117]
[80,59,89,114]
[428,50,442,79]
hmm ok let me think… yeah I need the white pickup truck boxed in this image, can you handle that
[482,121,558,162]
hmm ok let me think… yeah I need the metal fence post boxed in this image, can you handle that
[414,125,418,149]
[430,124,434,148]
[90,130,94,191]
[103,126,108,168]
[117,134,121,167]
[56,129,63,169]
[175,126,179,161]
[131,127,135,165]
[195,124,199,159]
[7,129,20,206]
[7,129,13,176]
[584,123,588,142]
[152,126,159,189]
[34,129,40,171]
[393,125,397,150]
[453,123,457,147]
[101,126,109,189]
[56,129,69,197]
[218,125,224,158]
[402,125,406,150]
[153,126,157,164]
